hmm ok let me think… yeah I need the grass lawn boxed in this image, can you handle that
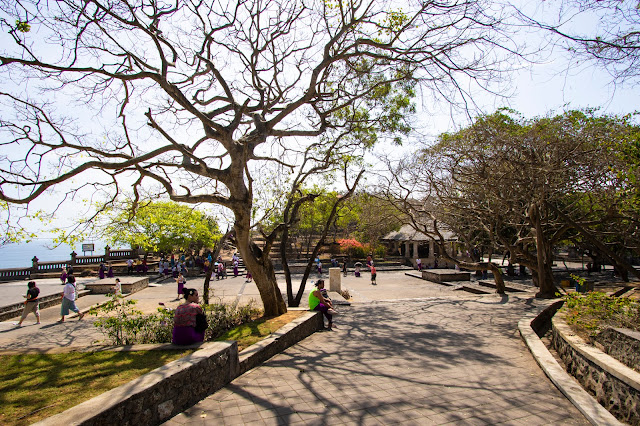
[0,310,308,425]
[216,310,307,351]
[0,350,194,426]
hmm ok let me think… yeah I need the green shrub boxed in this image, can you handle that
[562,291,640,337]
[90,295,262,345]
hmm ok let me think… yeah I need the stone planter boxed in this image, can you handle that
[552,311,640,424]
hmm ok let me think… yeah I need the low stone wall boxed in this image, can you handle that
[238,309,324,375]
[552,311,640,424]
[37,342,239,426]
[422,269,470,283]
[595,327,640,372]
[34,311,322,426]
[83,277,149,295]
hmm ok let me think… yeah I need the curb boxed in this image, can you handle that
[518,305,622,426]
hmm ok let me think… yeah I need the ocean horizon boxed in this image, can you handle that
[0,239,126,269]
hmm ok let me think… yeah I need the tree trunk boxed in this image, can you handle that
[234,220,287,317]
[529,203,557,298]
[281,225,296,307]
[203,228,231,304]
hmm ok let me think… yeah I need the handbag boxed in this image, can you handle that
[195,312,208,332]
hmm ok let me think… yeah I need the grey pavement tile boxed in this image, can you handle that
[221,414,245,425]
[261,417,288,426]
[220,405,242,417]
[279,412,304,423]
[239,403,260,415]
[447,416,493,425]
[240,410,264,423]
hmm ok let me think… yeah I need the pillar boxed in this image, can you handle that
[329,267,341,292]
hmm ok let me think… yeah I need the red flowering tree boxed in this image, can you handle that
[338,238,366,259]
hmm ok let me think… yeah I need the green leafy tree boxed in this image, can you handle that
[103,201,220,253]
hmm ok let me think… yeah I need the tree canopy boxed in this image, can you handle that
[384,109,640,296]
[103,201,220,253]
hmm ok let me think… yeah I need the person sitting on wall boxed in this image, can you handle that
[308,280,336,330]
[172,288,207,345]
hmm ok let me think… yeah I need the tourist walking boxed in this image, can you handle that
[59,276,84,322]
[176,272,186,301]
[98,262,106,279]
[17,281,40,326]
[369,263,377,285]
[233,258,239,277]
[60,267,68,285]
[112,278,122,296]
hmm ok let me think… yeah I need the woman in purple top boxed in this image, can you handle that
[172,288,206,345]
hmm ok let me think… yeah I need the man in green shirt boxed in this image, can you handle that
[309,280,335,330]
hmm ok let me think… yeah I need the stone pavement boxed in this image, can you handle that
[0,271,591,424]
[164,285,590,424]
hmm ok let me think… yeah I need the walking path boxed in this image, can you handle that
[0,271,590,424]
[166,292,588,425]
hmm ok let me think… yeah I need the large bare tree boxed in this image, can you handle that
[384,109,640,297]
[0,0,519,315]
[519,0,640,84]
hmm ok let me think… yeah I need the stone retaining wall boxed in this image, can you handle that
[595,327,640,372]
[34,310,322,426]
[552,311,640,424]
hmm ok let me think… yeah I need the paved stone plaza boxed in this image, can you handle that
[0,271,591,424]
[165,289,590,424]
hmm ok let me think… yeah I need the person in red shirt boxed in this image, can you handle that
[369,264,377,285]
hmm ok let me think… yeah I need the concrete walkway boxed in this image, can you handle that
[1,271,590,424]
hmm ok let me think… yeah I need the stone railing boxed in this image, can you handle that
[0,246,144,282]
[106,249,137,259]
[552,310,640,424]
[72,255,106,265]
[0,267,31,282]
[35,260,69,273]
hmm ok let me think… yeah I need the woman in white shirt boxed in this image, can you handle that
[59,275,84,322]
